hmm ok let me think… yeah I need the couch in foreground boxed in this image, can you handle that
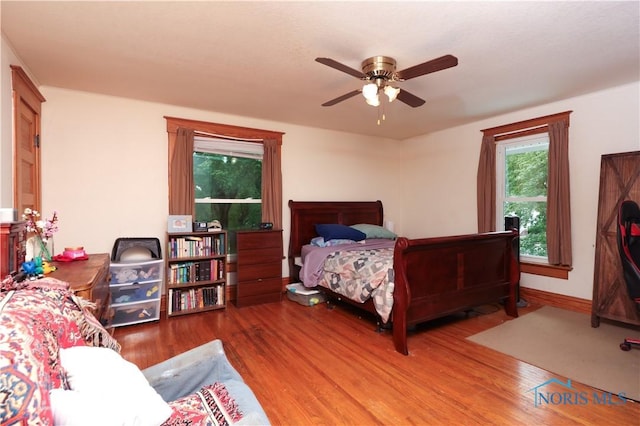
[0,275,269,425]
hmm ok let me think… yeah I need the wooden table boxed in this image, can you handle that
[49,253,111,326]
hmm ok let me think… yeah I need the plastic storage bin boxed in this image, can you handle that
[285,283,326,306]
[112,301,160,327]
[109,259,163,284]
[111,281,162,305]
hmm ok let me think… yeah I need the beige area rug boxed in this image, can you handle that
[467,306,640,401]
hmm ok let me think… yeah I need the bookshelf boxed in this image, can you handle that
[166,231,227,317]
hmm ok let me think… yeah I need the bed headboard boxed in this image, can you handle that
[287,200,384,279]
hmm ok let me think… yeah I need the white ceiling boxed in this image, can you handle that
[2,1,639,140]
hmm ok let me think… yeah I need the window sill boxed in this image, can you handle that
[520,261,571,279]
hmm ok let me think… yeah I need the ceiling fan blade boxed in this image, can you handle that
[321,90,361,107]
[316,57,366,79]
[396,54,458,81]
[397,89,426,108]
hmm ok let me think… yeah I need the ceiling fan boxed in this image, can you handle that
[316,54,458,108]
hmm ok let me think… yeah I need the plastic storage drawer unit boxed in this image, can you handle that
[109,259,164,327]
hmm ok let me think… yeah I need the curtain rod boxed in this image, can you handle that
[481,110,572,137]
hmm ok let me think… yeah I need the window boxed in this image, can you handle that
[166,116,283,258]
[194,138,263,253]
[478,111,572,279]
[496,134,549,262]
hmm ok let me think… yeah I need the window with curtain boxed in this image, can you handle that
[477,111,572,279]
[165,116,284,255]
[496,133,549,261]
[194,137,263,253]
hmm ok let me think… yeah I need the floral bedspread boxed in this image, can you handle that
[318,247,395,323]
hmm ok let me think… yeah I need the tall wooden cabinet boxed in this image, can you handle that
[592,151,640,327]
[236,229,283,307]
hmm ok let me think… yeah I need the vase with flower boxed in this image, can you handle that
[22,208,58,261]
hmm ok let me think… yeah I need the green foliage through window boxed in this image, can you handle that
[194,152,262,253]
[499,138,549,259]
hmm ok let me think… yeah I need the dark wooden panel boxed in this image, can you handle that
[236,247,282,266]
[237,278,282,298]
[238,263,281,281]
[236,230,282,250]
[234,291,282,307]
[592,151,640,327]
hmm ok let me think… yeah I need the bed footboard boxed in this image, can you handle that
[392,230,519,355]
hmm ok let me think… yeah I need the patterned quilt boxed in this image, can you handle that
[318,247,395,323]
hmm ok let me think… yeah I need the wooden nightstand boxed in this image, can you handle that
[236,229,283,307]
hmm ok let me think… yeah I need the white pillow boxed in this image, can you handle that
[56,346,172,426]
[50,388,143,426]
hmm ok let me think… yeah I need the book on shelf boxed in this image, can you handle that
[168,234,225,259]
[168,285,224,314]
[169,259,224,284]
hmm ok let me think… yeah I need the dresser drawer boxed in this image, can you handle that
[236,246,282,266]
[237,262,281,281]
[236,230,282,250]
[237,277,282,298]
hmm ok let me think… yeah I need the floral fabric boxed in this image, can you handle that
[163,382,243,426]
[0,276,115,425]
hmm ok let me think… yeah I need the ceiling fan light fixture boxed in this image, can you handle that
[384,85,400,102]
[365,95,380,107]
[362,83,378,101]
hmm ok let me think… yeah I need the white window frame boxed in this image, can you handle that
[495,133,549,263]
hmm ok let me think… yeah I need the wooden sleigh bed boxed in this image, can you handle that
[288,200,520,355]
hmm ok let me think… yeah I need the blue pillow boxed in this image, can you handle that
[315,224,366,242]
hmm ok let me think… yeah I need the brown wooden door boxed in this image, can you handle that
[11,65,45,214]
[592,151,640,327]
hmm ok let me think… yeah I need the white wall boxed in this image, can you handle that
[401,82,640,300]
[39,87,402,276]
[1,36,21,208]
[0,34,43,210]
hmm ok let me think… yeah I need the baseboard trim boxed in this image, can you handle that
[520,287,592,315]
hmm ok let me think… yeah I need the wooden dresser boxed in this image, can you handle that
[236,229,283,307]
[50,253,112,327]
[0,221,26,277]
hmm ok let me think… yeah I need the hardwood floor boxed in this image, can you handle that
[114,298,639,425]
